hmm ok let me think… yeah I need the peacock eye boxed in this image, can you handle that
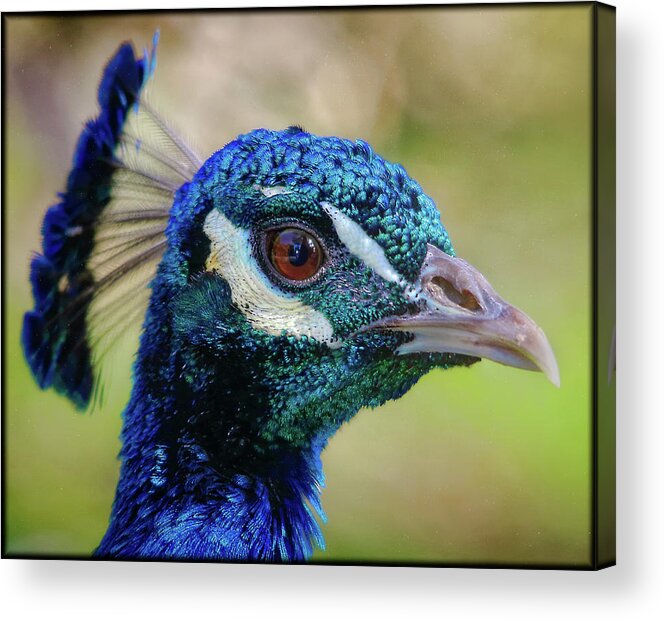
[266,227,323,282]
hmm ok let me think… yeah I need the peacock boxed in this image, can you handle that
[22,37,559,562]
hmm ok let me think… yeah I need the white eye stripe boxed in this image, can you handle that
[321,202,423,303]
[320,202,406,287]
[255,185,291,198]
[203,208,338,346]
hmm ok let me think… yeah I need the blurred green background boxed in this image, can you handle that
[4,5,592,566]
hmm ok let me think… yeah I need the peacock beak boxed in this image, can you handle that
[369,244,560,386]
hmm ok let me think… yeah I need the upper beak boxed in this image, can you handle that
[368,244,560,386]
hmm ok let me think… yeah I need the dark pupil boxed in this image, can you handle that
[269,227,322,282]
[287,235,311,266]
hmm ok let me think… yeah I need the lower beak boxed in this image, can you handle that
[369,244,560,386]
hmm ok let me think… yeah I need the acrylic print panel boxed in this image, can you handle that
[2,4,614,567]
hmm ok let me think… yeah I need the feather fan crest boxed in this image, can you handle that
[22,35,202,409]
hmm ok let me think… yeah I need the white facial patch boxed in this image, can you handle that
[321,201,422,305]
[203,208,337,345]
[255,185,291,198]
[321,202,406,286]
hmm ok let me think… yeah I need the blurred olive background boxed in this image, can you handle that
[4,5,592,566]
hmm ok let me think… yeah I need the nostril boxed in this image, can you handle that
[428,276,481,312]
[460,290,482,311]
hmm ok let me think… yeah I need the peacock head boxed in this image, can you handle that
[22,38,562,560]
[156,126,558,454]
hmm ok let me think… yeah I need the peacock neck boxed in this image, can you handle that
[95,294,327,562]
[96,382,327,561]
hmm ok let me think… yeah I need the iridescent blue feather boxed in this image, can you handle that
[22,35,165,408]
[21,35,483,563]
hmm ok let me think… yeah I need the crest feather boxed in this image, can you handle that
[22,34,202,409]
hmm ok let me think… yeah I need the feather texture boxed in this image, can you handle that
[22,33,201,408]
[22,35,556,564]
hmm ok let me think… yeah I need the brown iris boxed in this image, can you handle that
[267,228,323,282]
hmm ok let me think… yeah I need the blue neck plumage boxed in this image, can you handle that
[95,276,327,562]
